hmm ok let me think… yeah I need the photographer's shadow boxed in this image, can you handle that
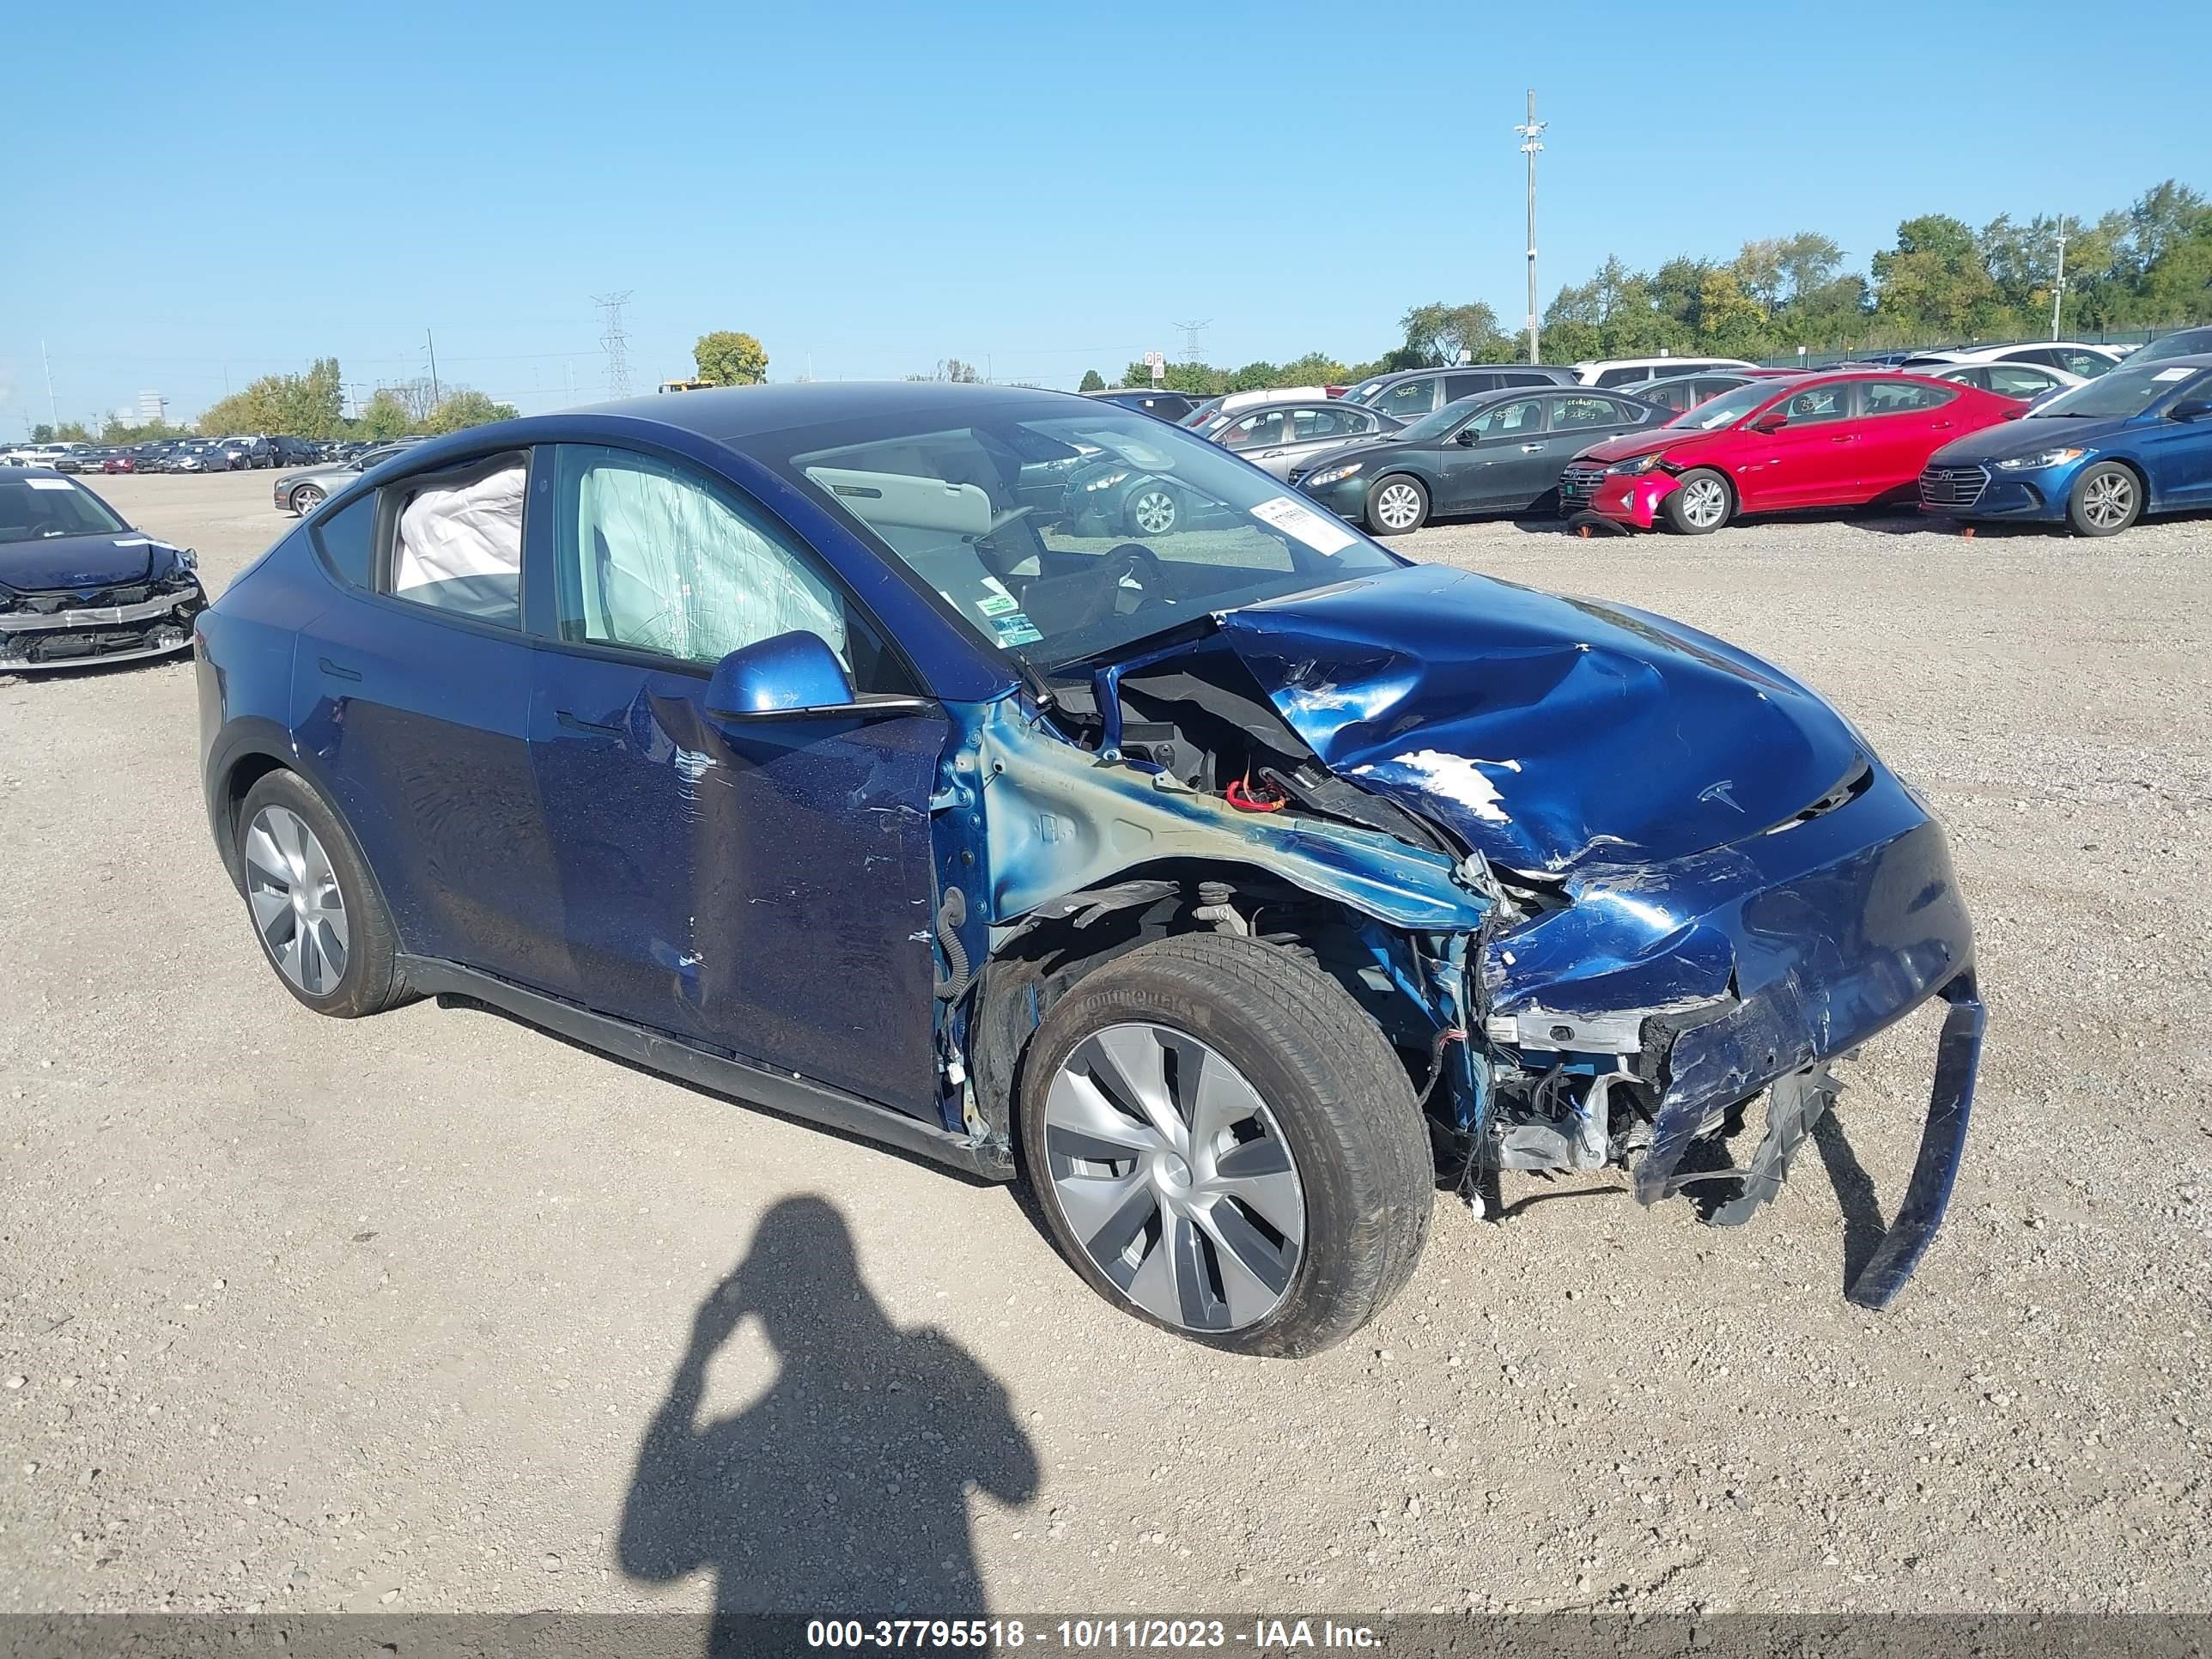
[619,1195,1038,1650]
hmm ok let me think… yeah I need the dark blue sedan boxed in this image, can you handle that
[1919,353,2212,535]
[197,383,1984,1355]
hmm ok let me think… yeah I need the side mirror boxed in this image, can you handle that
[1453,428,1480,446]
[2169,398,2212,422]
[1748,411,1789,434]
[705,630,933,723]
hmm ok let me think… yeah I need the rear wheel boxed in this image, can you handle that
[1662,468,1733,533]
[2067,463,2141,537]
[235,771,405,1018]
[1365,474,1429,536]
[1018,933,1433,1357]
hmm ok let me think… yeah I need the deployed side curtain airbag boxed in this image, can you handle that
[576,461,847,665]
[395,464,526,600]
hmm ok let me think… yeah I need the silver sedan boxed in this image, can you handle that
[1199,400,1404,480]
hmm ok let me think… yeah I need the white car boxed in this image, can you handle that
[1570,355,1757,388]
[2,443,83,469]
[1916,359,2087,403]
[1899,341,2124,379]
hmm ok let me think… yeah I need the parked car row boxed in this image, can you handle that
[1,434,420,478]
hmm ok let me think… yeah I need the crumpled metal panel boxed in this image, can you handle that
[1210,562,1865,875]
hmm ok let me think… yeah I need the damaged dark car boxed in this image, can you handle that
[194,384,1983,1357]
[1,471,205,672]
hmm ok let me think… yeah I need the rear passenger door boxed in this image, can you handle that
[289,451,568,990]
[1852,379,1964,500]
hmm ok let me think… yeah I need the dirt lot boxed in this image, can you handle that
[2,468,2208,1622]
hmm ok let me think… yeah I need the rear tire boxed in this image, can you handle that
[2066,462,2141,537]
[235,770,406,1018]
[1018,933,1434,1358]
[1365,474,1429,536]
[1662,468,1733,533]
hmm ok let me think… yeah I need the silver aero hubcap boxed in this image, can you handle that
[1133,489,1176,534]
[2082,471,2133,528]
[1376,482,1421,529]
[244,805,349,996]
[1043,1023,1305,1334]
[1682,477,1727,527]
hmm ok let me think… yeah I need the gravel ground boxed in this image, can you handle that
[2,471,2208,1622]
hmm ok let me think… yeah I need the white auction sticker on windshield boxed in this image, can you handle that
[2154,367,2196,380]
[1251,495,1357,555]
[22,477,75,490]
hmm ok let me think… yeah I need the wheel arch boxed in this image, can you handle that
[206,734,406,953]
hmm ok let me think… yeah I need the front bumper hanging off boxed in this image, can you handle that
[1632,966,1985,1310]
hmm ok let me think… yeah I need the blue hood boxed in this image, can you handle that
[0,531,175,592]
[1212,563,1864,873]
[1931,412,2136,464]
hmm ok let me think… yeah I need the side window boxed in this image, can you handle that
[1291,406,1353,441]
[1860,380,1956,416]
[1777,385,1851,425]
[1443,373,1487,401]
[1221,414,1267,451]
[309,494,374,586]
[1238,410,1291,449]
[1463,398,1545,440]
[387,454,527,628]
[2057,349,2112,377]
[1551,395,1633,430]
[550,443,902,690]
[1376,378,1437,419]
[1986,364,2051,398]
[1594,365,1650,387]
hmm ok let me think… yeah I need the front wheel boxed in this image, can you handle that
[289,483,325,515]
[1125,484,1178,536]
[1662,467,1733,534]
[2067,463,2141,537]
[1018,933,1434,1358]
[1365,473,1429,536]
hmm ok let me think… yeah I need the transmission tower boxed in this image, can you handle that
[1173,319,1212,365]
[593,291,635,398]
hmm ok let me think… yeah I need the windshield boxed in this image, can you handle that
[2033,363,2209,420]
[0,476,131,544]
[2127,331,2212,368]
[772,399,1401,672]
[1664,380,1778,431]
[1395,398,1483,444]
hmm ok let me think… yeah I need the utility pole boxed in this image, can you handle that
[1514,91,1547,364]
[593,291,634,398]
[40,340,58,428]
[426,328,441,405]
[2051,220,2068,341]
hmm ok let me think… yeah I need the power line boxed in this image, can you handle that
[593,291,634,399]
[1514,90,1547,365]
[1172,319,1211,365]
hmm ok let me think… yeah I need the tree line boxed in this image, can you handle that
[1096,178,2209,390]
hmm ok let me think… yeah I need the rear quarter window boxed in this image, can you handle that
[309,495,375,587]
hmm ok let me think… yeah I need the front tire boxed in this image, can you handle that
[1018,933,1434,1358]
[289,483,325,515]
[1662,468,1733,533]
[235,770,405,1018]
[1126,484,1178,536]
[1365,474,1429,536]
[2067,462,2141,537]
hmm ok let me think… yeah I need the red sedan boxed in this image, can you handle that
[1562,372,2023,532]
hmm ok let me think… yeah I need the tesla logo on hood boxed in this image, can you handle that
[1698,780,1743,811]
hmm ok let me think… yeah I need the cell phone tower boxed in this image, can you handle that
[594,291,635,398]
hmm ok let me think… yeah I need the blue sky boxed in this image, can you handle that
[3,0,2205,430]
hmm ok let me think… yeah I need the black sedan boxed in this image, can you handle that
[1292,387,1665,534]
[0,471,206,671]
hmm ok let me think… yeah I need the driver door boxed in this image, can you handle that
[523,441,947,1120]
[1436,396,1547,511]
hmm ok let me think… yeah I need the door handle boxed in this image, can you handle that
[1829,434,1861,443]
[1260,449,1286,459]
[556,710,623,739]
[1520,443,1546,452]
[317,655,362,682]
[1929,421,1954,430]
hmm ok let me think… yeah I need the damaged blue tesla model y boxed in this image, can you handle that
[196,383,1982,1356]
